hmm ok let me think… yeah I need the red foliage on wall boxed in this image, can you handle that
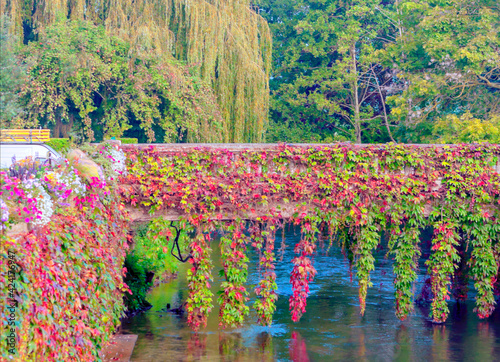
[120,143,500,327]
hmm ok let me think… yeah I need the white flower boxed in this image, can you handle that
[32,186,53,226]
[55,168,86,197]
[24,179,54,226]
[109,148,127,176]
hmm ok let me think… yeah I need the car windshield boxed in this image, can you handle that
[0,144,60,168]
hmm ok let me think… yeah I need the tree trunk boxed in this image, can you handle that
[61,115,74,138]
[351,44,361,143]
[54,114,73,138]
[54,117,61,138]
[372,67,395,142]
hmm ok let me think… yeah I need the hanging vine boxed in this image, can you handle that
[289,217,318,322]
[426,219,461,323]
[218,220,250,328]
[251,221,278,326]
[388,201,425,320]
[185,227,214,331]
[120,143,500,329]
[464,216,498,318]
[354,220,380,316]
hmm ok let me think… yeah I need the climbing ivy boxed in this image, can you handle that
[120,143,500,328]
[218,220,250,328]
[250,221,278,326]
[289,216,318,322]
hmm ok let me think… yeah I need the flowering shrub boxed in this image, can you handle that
[26,181,53,226]
[0,145,129,361]
[0,199,8,228]
[8,157,42,181]
[1,173,40,226]
[120,143,500,327]
[91,141,128,179]
[109,148,127,175]
[1,159,89,228]
[44,168,86,198]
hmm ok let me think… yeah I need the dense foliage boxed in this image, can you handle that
[6,20,222,143]
[120,144,500,330]
[2,1,498,143]
[123,253,153,312]
[0,146,129,361]
[1,0,271,142]
[131,219,188,281]
[124,218,190,312]
[259,0,500,143]
[0,17,25,122]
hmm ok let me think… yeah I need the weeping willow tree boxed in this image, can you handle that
[1,0,272,142]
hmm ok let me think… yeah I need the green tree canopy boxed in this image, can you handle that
[11,20,223,142]
[385,0,500,142]
[2,0,272,142]
[259,0,397,143]
[0,17,25,123]
[260,0,499,144]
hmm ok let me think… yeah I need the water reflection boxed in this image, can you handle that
[256,332,274,361]
[122,229,500,361]
[289,331,309,362]
[394,325,410,361]
[431,324,450,361]
[186,334,206,360]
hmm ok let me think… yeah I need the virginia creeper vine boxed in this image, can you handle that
[120,143,500,329]
[218,220,250,328]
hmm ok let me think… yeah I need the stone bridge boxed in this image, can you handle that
[118,143,500,224]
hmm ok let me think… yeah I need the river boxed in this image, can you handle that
[122,227,500,361]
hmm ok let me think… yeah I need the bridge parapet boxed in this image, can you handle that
[119,143,500,223]
[121,143,500,172]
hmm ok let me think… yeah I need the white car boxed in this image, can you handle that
[0,143,61,169]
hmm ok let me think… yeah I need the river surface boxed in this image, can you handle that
[122,228,500,361]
